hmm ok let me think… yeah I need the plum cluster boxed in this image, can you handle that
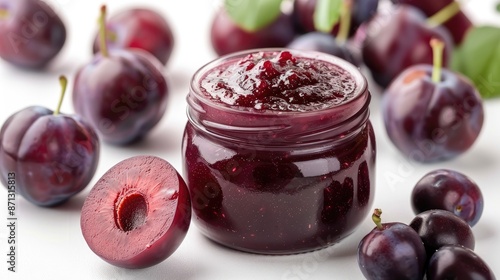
[411,169,484,227]
[209,0,473,80]
[0,2,176,204]
[381,39,484,162]
[362,1,482,162]
[358,169,495,280]
[210,0,484,162]
[358,209,495,280]
[210,0,379,64]
[0,1,190,269]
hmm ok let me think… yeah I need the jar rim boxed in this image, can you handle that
[189,48,368,117]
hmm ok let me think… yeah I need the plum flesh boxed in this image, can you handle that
[80,156,191,269]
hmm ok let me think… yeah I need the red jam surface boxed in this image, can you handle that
[183,49,375,254]
[201,51,357,111]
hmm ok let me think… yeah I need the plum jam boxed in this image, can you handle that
[182,49,376,254]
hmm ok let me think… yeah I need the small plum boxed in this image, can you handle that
[409,209,475,259]
[210,8,295,56]
[0,76,99,206]
[92,8,174,65]
[391,0,473,44]
[382,39,483,162]
[292,0,378,36]
[362,5,453,88]
[287,32,360,66]
[0,0,66,68]
[411,169,483,226]
[73,6,168,145]
[427,245,496,280]
[357,209,427,280]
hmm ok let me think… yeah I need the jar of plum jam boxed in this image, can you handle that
[182,49,376,254]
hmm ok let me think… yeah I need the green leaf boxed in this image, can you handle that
[224,0,283,32]
[451,26,500,98]
[313,0,343,33]
[496,2,500,13]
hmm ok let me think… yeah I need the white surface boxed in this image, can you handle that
[0,0,499,279]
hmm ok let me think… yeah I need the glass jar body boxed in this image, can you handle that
[182,120,375,254]
[182,48,376,254]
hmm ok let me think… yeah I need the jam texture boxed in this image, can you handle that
[183,122,375,254]
[201,51,357,111]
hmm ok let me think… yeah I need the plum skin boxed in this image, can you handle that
[409,209,475,259]
[411,169,484,226]
[427,245,497,280]
[382,65,484,162]
[357,222,427,280]
[292,0,379,36]
[72,49,168,145]
[0,0,66,69]
[362,5,453,88]
[80,156,191,269]
[286,32,361,66]
[0,106,99,206]
[92,8,174,66]
[391,0,473,44]
[210,9,295,56]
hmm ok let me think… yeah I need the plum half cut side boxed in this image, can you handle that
[80,155,191,269]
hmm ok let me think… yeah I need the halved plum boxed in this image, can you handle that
[80,156,191,269]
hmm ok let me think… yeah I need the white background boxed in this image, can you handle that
[1,0,499,279]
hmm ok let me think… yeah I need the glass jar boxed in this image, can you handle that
[182,49,376,254]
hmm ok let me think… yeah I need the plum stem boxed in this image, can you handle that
[54,76,68,116]
[372,208,383,230]
[337,0,352,43]
[107,30,118,42]
[98,5,109,57]
[427,1,461,27]
[430,38,445,83]
[0,8,8,20]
